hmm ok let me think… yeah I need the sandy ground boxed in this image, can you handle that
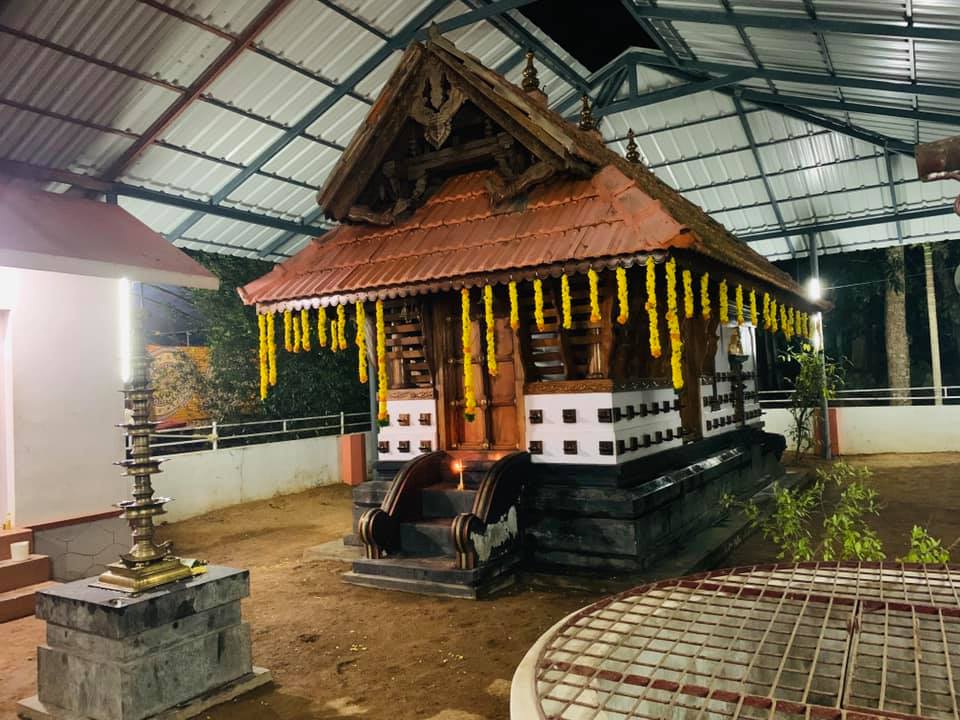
[2,452,959,719]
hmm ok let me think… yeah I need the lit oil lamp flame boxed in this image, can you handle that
[452,460,464,491]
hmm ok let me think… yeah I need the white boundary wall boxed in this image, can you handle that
[160,432,372,522]
[765,406,960,455]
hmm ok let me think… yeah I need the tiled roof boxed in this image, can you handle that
[240,164,810,308]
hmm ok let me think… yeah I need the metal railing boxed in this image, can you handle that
[149,411,372,454]
[759,385,960,408]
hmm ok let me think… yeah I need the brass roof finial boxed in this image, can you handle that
[625,128,640,163]
[521,50,540,92]
[578,94,596,132]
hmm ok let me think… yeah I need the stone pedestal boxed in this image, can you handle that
[17,566,271,720]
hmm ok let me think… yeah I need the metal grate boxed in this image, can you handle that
[533,563,960,720]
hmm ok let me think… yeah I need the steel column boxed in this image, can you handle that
[808,235,831,460]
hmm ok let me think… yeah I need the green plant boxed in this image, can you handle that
[725,461,950,564]
[780,343,844,460]
[166,252,368,423]
[898,526,951,564]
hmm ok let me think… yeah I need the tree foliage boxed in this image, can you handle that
[724,462,949,564]
[170,252,368,422]
[780,343,844,460]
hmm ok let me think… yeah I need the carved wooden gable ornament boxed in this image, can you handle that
[410,66,466,150]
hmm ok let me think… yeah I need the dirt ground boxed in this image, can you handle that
[2,452,959,720]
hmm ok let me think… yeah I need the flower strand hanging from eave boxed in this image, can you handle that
[665,258,683,390]
[509,280,519,330]
[484,285,497,376]
[700,273,711,320]
[533,278,545,331]
[561,274,573,330]
[317,306,327,347]
[646,257,661,359]
[258,313,268,401]
[356,301,367,384]
[588,268,601,323]
[718,280,729,324]
[266,311,277,387]
[682,269,694,319]
[461,288,477,422]
[376,300,388,425]
[616,266,629,325]
[300,308,311,352]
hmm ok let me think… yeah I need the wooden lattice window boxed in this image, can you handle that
[382,300,432,388]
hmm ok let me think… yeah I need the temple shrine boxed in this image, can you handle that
[240,32,824,597]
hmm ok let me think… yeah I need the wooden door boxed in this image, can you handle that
[446,314,522,452]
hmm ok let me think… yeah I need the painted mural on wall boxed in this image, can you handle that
[147,344,210,428]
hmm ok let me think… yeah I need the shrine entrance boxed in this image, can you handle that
[444,312,522,453]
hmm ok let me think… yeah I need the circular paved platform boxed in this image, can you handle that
[511,563,960,719]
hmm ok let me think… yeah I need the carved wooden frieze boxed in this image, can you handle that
[410,66,465,149]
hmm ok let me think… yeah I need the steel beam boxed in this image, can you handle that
[596,69,755,116]
[625,3,960,41]
[495,46,528,75]
[314,0,389,40]
[102,0,294,180]
[163,0,456,244]
[414,0,539,39]
[733,95,795,255]
[0,159,330,236]
[257,206,327,257]
[740,203,957,242]
[884,147,905,245]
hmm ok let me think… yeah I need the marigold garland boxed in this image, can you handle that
[258,313,268,401]
[645,257,661,359]
[682,269,694,319]
[509,280,519,330]
[700,273,711,319]
[561,274,573,330]
[533,278,545,331]
[780,304,789,339]
[283,310,293,352]
[588,268,601,323]
[665,258,683,390]
[719,279,729,324]
[749,289,758,327]
[616,266,629,325]
[266,311,277,387]
[788,307,796,340]
[292,311,301,353]
[461,288,477,422]
[375,300,388,425]
[762,292,771,330]
[770,299,779,333]
[356,302,368,384]
[317,307,327,347]
[300,308,311,352]
[330,318,339,353]
[735,284,744,325]
[484,285,498,376]
[337,304,347,351]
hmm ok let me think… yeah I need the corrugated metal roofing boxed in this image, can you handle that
[0,0,956,265]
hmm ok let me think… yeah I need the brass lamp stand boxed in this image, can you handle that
[97,312,196,593]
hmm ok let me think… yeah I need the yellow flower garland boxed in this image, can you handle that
[317,306,327,347]
[719,279,729,324]
[588,268,601,323]
[780,304,788,339]
[561,274,573,329]
[763,292,771,330]
[509,280,519,330]
[616,266,629,325]
[376,300,388,425]
[330,318,339,353]
[292,311,301,353]
[665,258,683,390]
[646,257,661,359]
[533,278,545,331]
[682,269,694,319]
[337,304,347,351]
[770,299,779,333]
[788,307,795,340]
[484,285,498,376]
[461,288,477,421]
[735,284,744,325]
[700,273,711,319]
[749,289,758,327]
[283,310,293,352]
[258,313,268,401]
[266,311,277,387]
[300,308,311,352]
[356,301,367,384]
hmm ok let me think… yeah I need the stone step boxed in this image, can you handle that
[399,519,455,556]
[345,553,520,599]
[421,483,477,518]
[0,580,58,623]
[0,528,32,561]
[0,555,51,594]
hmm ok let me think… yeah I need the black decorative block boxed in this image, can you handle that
[419,413,432,426]
[630,436,639,451]
[397,414,411,426]
[642,433,652,448]
[529,440,543,455]
[378,440,390,453]
[625,405,636,420]
[563,440,578,455]
[616,439,626,454]
[419,440,432,453]
[597,408,613,423]
[598,441,614,456]
[562,409,577,424]
[529,409,543,424]
[397,440,410,453]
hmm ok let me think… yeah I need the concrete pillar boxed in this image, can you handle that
[809,236,831,460]
[923,244,944,405]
